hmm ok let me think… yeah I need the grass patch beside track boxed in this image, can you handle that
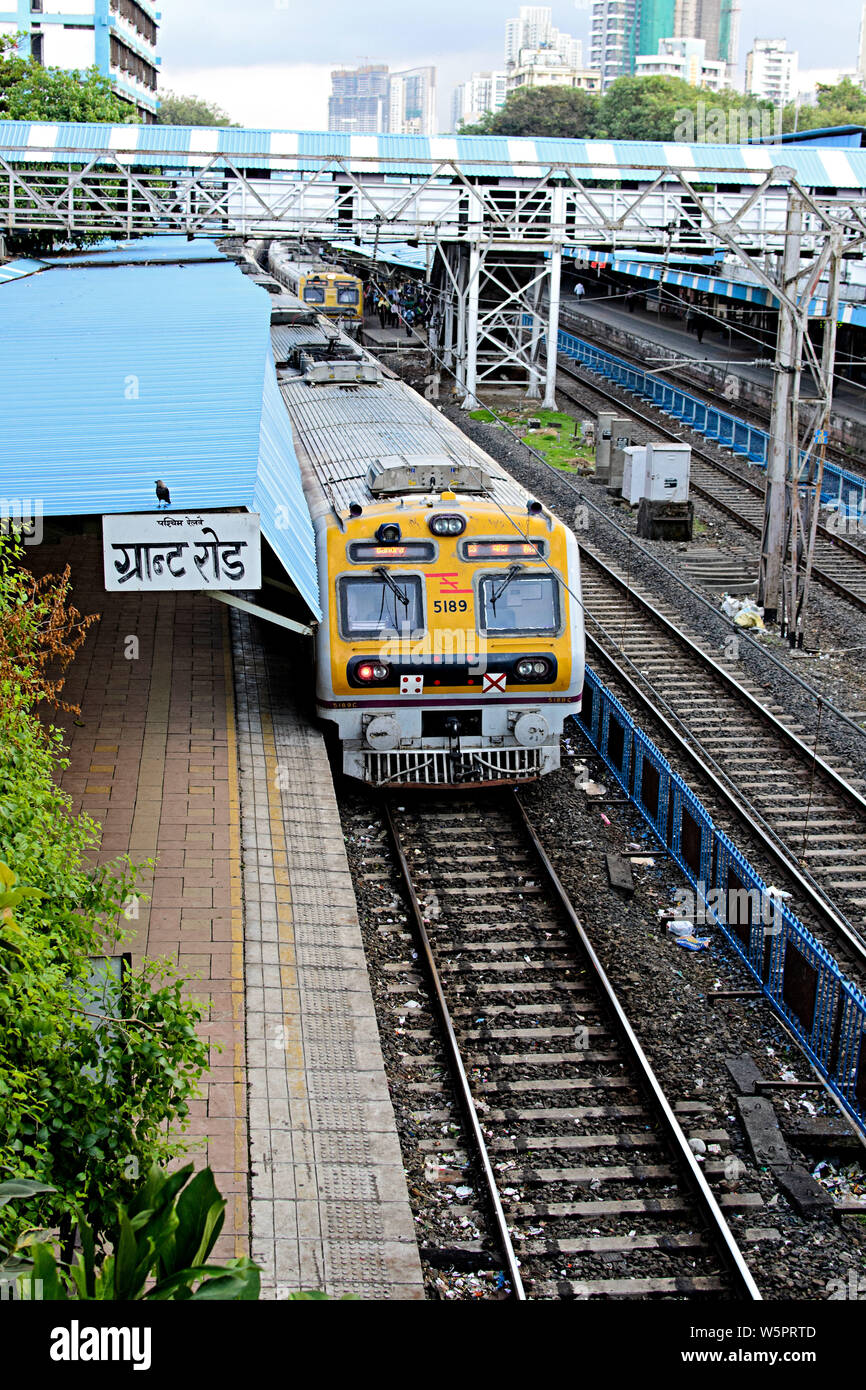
[469,406,595,473]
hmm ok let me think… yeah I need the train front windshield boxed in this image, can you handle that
[339,575,423,638]
[480,573,559,634]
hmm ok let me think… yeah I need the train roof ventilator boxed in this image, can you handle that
[367,455,491,496]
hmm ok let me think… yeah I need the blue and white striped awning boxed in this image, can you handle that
[2,122,866,190]
[565,246,866,326]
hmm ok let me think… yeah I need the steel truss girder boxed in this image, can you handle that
[2,145,865,252]
[434,231,563,409]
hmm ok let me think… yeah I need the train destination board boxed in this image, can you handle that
[102,512,261,592]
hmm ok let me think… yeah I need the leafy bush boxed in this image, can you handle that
[0,537,210,1250]
[2,1169,260,1301]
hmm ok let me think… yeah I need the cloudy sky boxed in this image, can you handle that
[158,0,865,129]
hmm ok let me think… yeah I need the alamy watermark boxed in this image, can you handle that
[673,101,783,146]
[672,883,789,934]
[0,498,43,546]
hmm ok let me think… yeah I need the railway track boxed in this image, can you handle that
[578,541,866,946]
[441,396,866,967]
[376,790,761,1301]
[559,306,866,502]
[555,359,866,613]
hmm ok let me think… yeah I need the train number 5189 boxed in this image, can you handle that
[433,600,469,614]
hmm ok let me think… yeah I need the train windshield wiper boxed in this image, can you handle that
[374,565,409,607]
[490,564,523,609]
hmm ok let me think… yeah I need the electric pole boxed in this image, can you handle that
[758,190,803,623]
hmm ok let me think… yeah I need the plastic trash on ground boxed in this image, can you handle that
[720,593,765,628]
[667,920,695,937]
[674,934,712,951]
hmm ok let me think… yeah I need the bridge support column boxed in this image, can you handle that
[543,242,562,411]
[526,277,543,400]
[462,243,481,410]
[455,251,468,399]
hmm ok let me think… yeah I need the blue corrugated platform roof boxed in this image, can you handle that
[0,236,321,618]
[329,238,428,271]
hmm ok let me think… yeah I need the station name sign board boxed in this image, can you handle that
[103,512,261,592]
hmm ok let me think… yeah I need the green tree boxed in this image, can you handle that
[599,75,775,143]
[460,85,600,138]
[458,77,775,144]
[782,78,866,133]
[0,32,139,254]
[0,537,210,1252]
[157,89,239,127]
[0,32,136,123]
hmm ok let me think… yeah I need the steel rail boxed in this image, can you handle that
[456,387,866,747]
[583,626,866,966]
[559,307,866,509]
[579,543,866,823]
[446,390,866,958]
[511,793,762,1302]
[380,796,527,1300]
[556,361,866,614]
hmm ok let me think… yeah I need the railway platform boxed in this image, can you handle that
[30,529,423,1300]
[568,298,866,430]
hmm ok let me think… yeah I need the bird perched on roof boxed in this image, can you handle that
[155,480,171,509]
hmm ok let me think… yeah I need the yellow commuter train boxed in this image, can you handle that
[258,260,586,789]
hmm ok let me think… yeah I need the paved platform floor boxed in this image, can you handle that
[36,532,248,1262]
[26,530,422,1297]
[231,611,423,1299]
[568,298,866,429]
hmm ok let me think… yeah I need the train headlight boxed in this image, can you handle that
[515,658,552,681]
[357,662,390,683]
[428,514,466,538]
[376,522,402,545]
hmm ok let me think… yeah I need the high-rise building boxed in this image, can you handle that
[389,67,437,136]
[745,38,798,106]
[451,71,508,130]
[589,0,639,89]
[505,5,585,88]
[858,4,866,86]
[638,0,675,60]
[674,0,739,71]
[505,7,557,64]
[328,65,391,133]
[635,35,726,89]
[328,65,391,134]
[0,0,159,121]
[592,0,739,89]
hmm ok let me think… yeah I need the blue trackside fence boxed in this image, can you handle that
[580,664,866,1130]
[555,324,866,520]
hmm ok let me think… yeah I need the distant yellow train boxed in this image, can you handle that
[267,243,363,325]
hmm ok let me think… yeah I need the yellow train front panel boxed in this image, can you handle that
[313,496,584,786]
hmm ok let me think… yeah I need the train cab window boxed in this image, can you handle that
[479,572,559,635]
[337,286,359,305]
[338,574,424,638]
[303,285,326,303]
